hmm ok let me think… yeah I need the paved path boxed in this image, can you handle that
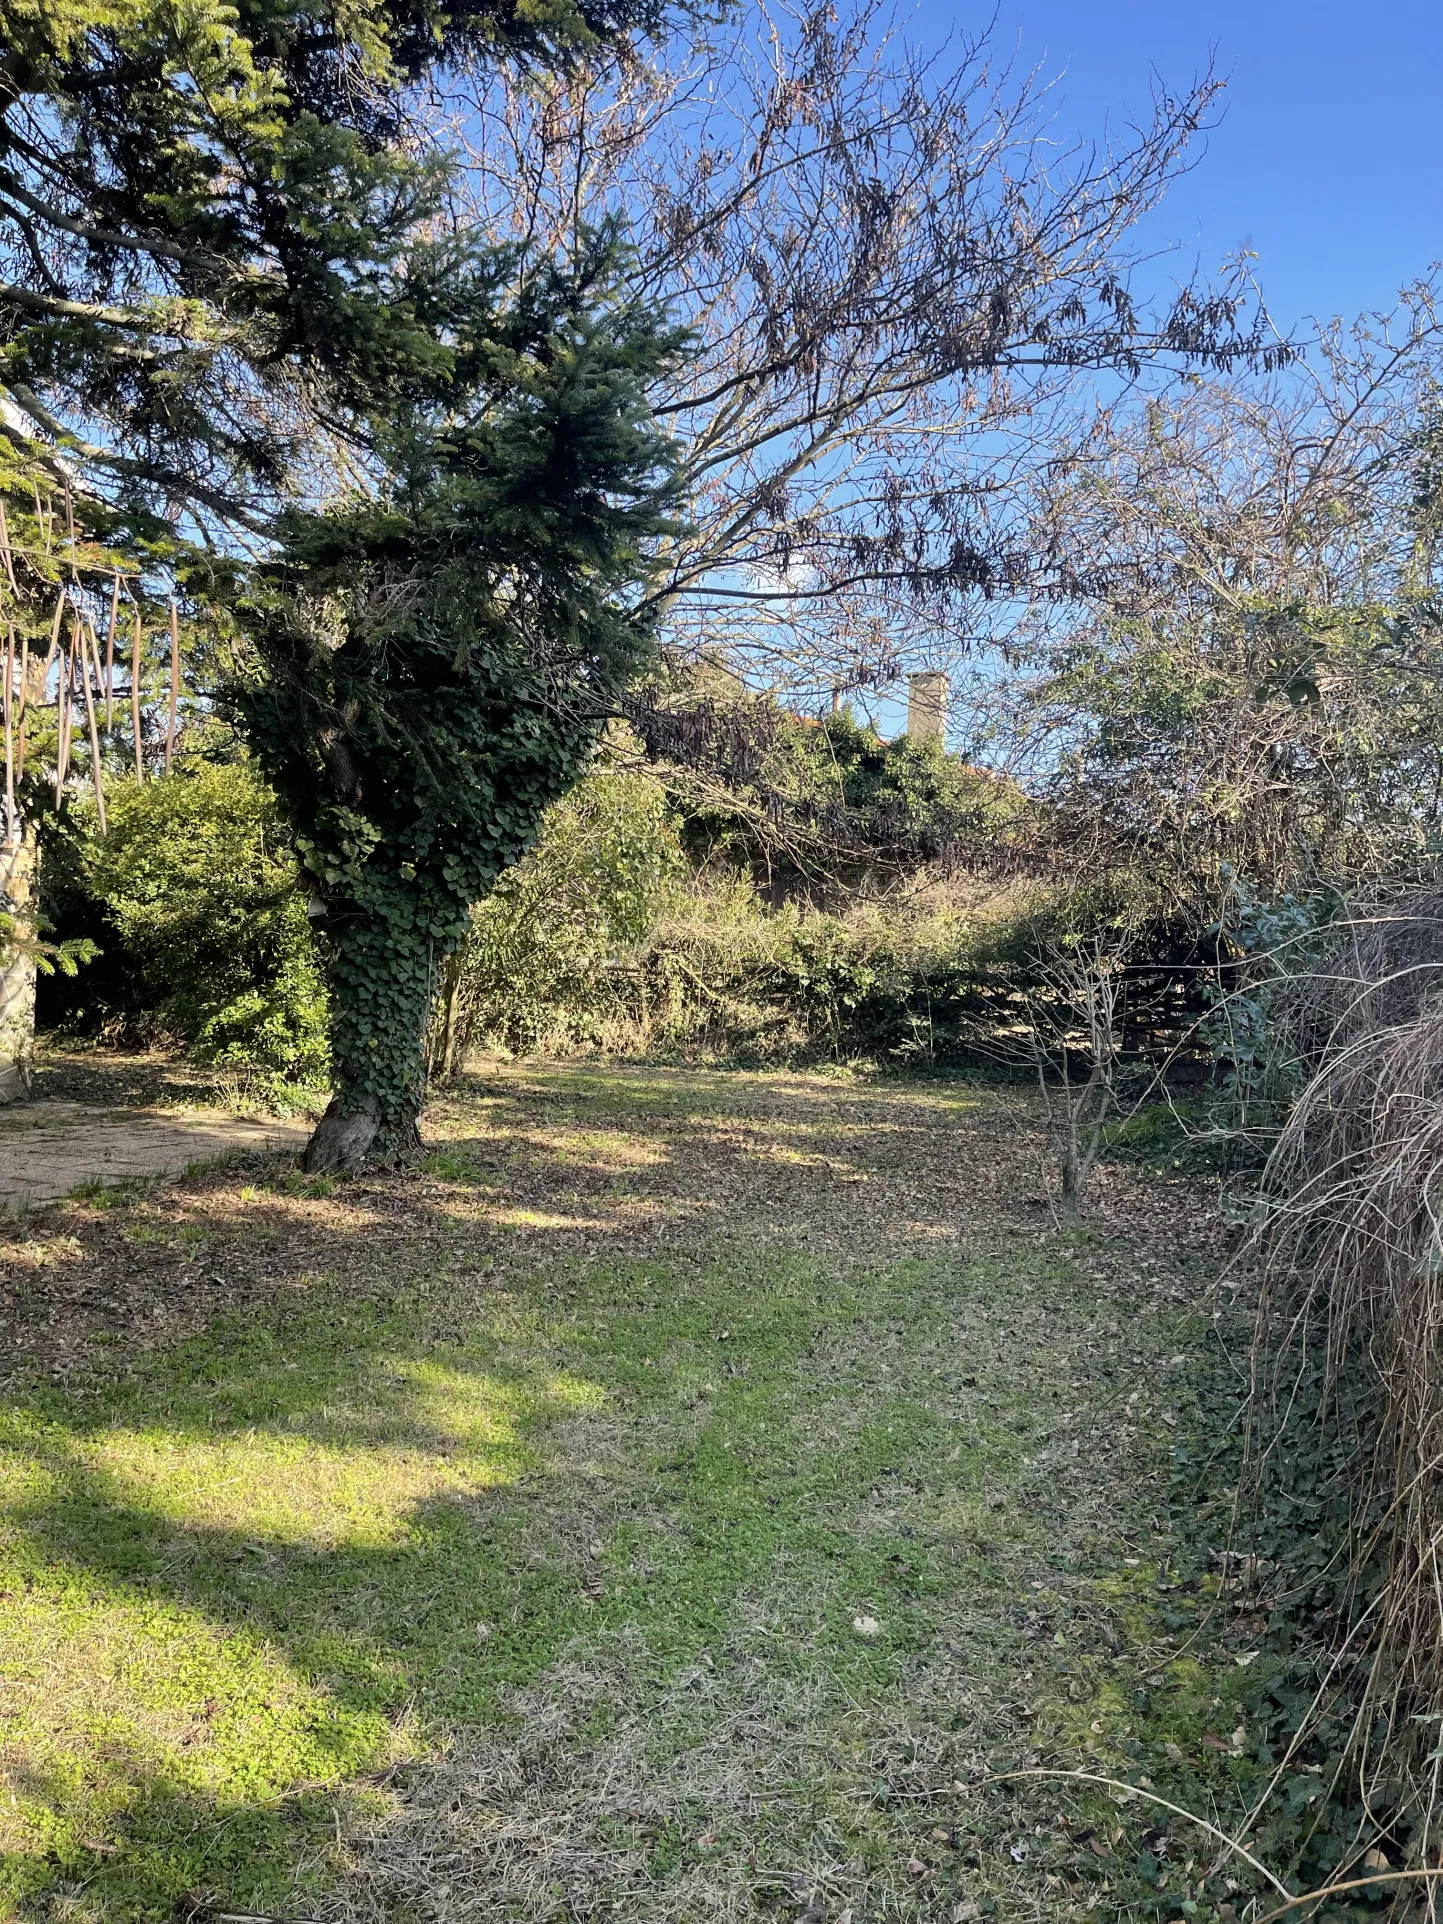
[0,1102,308,1209]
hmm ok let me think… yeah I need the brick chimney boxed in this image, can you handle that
[906,671,947,744]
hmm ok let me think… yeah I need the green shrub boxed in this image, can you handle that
[437,769,685,1065]
[627,879,1058,1066]
[442,766,1068,1069]
[42,757,329,1085]
[812,709,1032,854]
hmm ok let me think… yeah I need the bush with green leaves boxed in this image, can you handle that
[436,769,684,1063]
[629,882,1061,1066]
[431,754,1193,1072]
[1036,601,1443,919]
[439,770,1065,1067]
[810,710,1031,859]
[43,760,328,1087]
[639,688,1036,895]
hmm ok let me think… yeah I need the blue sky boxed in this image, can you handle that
[915,0,1441,335]
[839,4,1441,739]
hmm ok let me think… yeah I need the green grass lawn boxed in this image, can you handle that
[0,1065,1256,1923]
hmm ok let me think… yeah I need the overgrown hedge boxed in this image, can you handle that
[38,756,1218,1088]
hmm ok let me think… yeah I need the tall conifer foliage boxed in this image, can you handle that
[0,0,688,1162]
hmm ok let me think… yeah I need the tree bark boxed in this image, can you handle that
[431,949,466,1082]
[302,1091,381,1173]
[0,819,39,1104]
[301,908,438,1171]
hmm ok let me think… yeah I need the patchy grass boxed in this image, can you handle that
[0,1063,1258,1922]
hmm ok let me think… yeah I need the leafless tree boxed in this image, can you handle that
[1021,930,1134,1225]
[971,288,1443,917]
[443,0,1280,704]
[1016,279,1443,626]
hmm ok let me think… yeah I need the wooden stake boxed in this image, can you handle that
[63,619,78,788]
[131,600,143,782]
[63,485,77,585]
[81,617,107,835]
[47,584,66,661]
[36,588,68,798]
[15,628,29,784]
[0,500,17,594]
[55,618,77,804]
[103,571,120,728]
[165,598,179,774]
[31,480,50,554]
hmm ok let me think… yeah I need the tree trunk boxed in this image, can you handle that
[0,819,39,1104]
[1058,1140,1082,1227]
[302,905,440,1171]
[428,948,466,1083]
[303,1090,381,1173]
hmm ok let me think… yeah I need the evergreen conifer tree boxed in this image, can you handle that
[0,0,688,1160]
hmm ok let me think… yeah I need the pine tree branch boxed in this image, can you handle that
[0,168,262,277]
[2,382,272,536]
[0,279,165,329]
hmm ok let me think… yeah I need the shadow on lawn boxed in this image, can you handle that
[0,1190,849,1922]
[0,1303,632,1920]
[0,1062,1090,1920]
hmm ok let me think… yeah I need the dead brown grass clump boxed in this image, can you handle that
[1252,885,1443,1849]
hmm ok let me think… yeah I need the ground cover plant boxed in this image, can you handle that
[1,1059,1337,1924]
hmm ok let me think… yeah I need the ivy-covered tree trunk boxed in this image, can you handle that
[236,232,685,1175]
[305,867,475,1171]
[304,910,438,1170]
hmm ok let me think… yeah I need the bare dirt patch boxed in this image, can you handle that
[0,1102,307,1210]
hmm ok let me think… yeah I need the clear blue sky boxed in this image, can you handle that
[857,3,1439,739]
[915,0,1442,335]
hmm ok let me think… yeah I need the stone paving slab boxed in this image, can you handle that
[0,1102,309,1209]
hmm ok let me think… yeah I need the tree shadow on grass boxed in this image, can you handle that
[0,1315,626,1923]
[0,1205,876,1924]
[0,1062,1097,1920]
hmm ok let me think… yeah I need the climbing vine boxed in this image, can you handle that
[236,246,687,1165]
